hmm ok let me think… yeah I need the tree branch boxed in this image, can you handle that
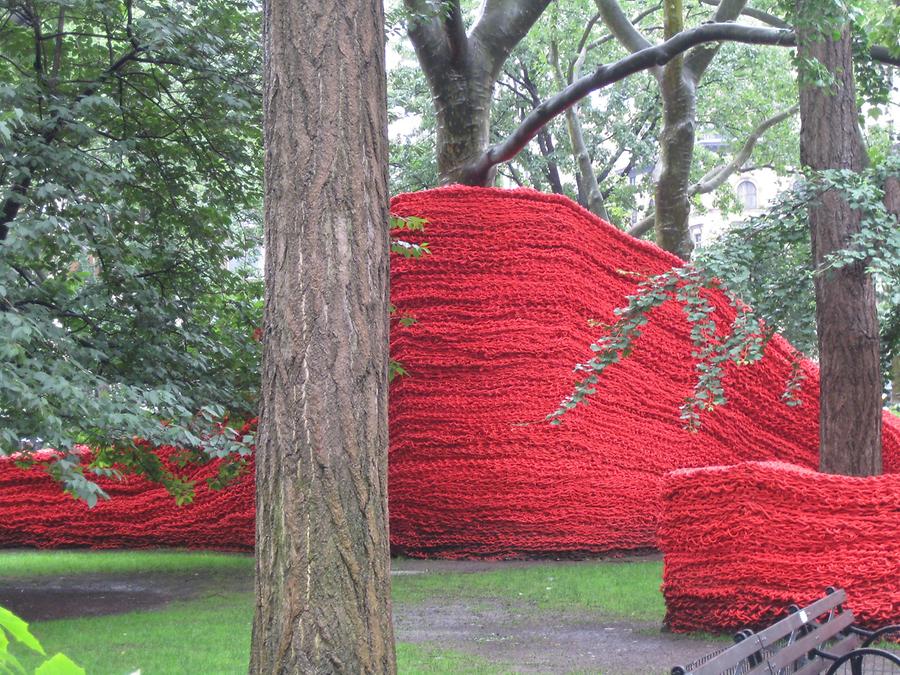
[595,0,655,55]
[870,45,900,67]
[699,0,788,28]
[470,0,554,76]
[403,0,451,77]
[550,40,609,220]
[684,0,748,80]
[697,0,900,65]
[626,103,797,238]
[462,22,796,185]
[445,0,468,65]
[627,213,655,237]
[690,104,798,195]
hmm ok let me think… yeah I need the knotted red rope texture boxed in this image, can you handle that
[659,461,900,632]
[0,447,254,551]
[0,187,897,557]
[387,186,899,558]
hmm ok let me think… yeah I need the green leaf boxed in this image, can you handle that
[35,653,86,675]
[0,607,44,656]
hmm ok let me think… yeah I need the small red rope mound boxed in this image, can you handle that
[659,461,900,632]
[0,448,254,551]
[388,186,900,558]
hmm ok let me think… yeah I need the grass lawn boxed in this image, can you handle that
[393,559,665,621]
[2,550,666,674]
[0,549,253,578]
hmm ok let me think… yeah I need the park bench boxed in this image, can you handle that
[671,588,900,675]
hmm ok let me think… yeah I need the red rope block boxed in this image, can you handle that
[0,446,254,551]
[659,461,900,632]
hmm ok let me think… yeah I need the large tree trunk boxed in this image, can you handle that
[404,0,552,185]
[796,3,882,476]
[251,0,396,671]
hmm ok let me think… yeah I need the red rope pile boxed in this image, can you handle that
[0,447,254,551]
[0,186,898,558]
[387,186,900,558]
[659,461,900,632]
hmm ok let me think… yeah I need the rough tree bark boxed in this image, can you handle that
[796,0,882,476]
[251,0,396,671]
[404,0,552,184]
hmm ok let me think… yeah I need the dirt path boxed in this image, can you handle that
[394,596,723,674]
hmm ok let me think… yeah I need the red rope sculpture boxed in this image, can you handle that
[0,187,897,558]
[388,186,899,558]
[0,446,254,551]
[659,461,900,632]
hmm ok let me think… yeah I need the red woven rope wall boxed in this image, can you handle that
[0,448,254,551]
[0,186,898,556]
[388,186,900,558]
[659,461,900,632]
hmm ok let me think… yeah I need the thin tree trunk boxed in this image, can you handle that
[251,0,396,671]
[596,0,749,256]
[654,72,695,257]
[653,0,690,257]
[796,2,882,476]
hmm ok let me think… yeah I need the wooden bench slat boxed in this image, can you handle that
[676,589,854,675]
[741,610,856,675]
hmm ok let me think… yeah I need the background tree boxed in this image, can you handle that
[402,0,552,183]
[796,0,881,475]
[0,0,263,500]
[549,5,898,476]
[251,0,395,671]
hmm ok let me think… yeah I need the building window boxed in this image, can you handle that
[737,180,758,210]
[690,223,703,246]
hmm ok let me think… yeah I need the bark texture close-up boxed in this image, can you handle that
[251,0,396,672]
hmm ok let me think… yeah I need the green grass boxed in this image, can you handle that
[19,592,253,675]
[1,551,668,674]
[391,560,665,621]
[17,598,508,674]
[0,549,253,578]
[396,644,510,674]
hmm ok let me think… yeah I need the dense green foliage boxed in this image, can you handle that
[0,1,263,499]
[698,157,900,375]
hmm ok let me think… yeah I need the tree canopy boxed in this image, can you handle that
[0,0,262,499]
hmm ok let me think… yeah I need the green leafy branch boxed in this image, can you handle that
[389,214,430,382]
[549,158,898,429]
